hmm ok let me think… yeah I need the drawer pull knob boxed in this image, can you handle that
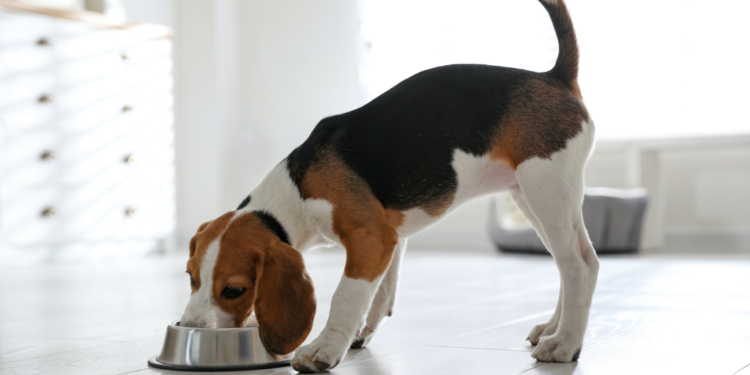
[121,53,131,62]
[36,37,52,47]
[40,151,56,161]
[41,207,57,218]
[125,207,136,216]
[123,155,135,165]
[38,95,54,105]
[122,105,133,112]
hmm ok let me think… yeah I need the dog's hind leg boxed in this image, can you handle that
[351,237,406,349]
[514,123,599,363]
[509,188,562,344]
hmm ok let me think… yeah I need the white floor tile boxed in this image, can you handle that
[1,250,749,375]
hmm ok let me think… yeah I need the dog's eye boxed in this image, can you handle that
[186,272,196,288]
[221,286,246,300]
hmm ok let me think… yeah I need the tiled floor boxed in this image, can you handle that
[1,248,749,375]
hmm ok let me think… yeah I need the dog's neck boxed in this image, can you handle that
[241,160,320,251]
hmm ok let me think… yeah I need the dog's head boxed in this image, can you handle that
[180,211,316,355]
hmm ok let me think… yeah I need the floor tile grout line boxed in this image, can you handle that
[424,310,554,345]
[334,347,419,370]
[0,341,120,366]
[7,335,147,344]
[335,342,542,371]
[514,362,553,375]
[733,362,750,375]
[416,290,629,348]
[0,335,163,366]
[116,367,151,375]
[425,311,660,354]
[580,320,659,351]
[395,286,559,320]
[423,344,532,353]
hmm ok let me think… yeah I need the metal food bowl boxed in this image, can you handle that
[147,321,293,372]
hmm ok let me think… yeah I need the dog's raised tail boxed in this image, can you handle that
[538,0,579,84]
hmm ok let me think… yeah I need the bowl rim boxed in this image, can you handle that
[169,321,261,332]
[149,321,292,371]
[148,356,291,372]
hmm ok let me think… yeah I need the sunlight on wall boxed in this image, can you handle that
[360,0,750,141]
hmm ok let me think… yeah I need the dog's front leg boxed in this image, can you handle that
[352,238,407,349]
[292,274,385,372]
[292,224,398,373]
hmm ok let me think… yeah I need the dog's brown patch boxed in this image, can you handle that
[418,191,455,218]
[186,212,235,292]
[299,151,399,282]
[384,208,405,228]
[213,212,316,355]
[490,79,588,170]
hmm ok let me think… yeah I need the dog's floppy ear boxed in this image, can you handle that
[254,240,316,355]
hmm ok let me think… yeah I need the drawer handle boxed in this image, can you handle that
[41,207,57,218]
[40,151,56,161]
[122,105,133,112]
[123,155,136,165]
[125,207,136,216]
[121,53,131,62]
[36,37,52,47]
[38,95,54,105]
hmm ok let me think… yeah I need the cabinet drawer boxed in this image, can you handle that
[0,130,59,186]
[0,11,57,77]
[53,38,171,86]
[1,129,130,187]
[0,64,172,132]
[0,188,63,244]
[0,72,55,109]
[0,177,174,245]
[0,11,56,46]
[0,10,151,78]
[0,187,125,244]
[0,73,57,129]
[54,66,172,133]
[113,168,175,240]
[1,102,174,186]
[0,112,172,188]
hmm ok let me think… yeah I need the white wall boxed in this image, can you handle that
[229,0,364,207]
[167,1,749,253]
[123,0,173,27]
[172,0,363,246]
[586,144,750,252]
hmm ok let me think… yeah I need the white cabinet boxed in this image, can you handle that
[0,4,175,257]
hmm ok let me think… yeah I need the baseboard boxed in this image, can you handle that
[663,230,750,253]
[408,229,750,254]
[0,240,162,267]
[407,232,496,252]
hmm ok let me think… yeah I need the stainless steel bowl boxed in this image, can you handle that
[147,321,293,372]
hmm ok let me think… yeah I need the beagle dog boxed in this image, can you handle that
[180,0,599,372]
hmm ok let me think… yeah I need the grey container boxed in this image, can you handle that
[147,321,293,372]
[488,187,648,254]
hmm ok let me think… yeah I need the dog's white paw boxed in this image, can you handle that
[531,334,582,362]
[291,333,349,373]
[527,320,558,345]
